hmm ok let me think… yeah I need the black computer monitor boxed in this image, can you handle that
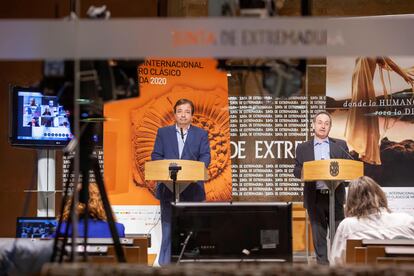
[16,217,57,238]
[171,202,292,262]
[9,86,73,148]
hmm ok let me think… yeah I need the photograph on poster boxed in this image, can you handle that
[327,56,414,188]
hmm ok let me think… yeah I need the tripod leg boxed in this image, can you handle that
[60,203,73,263]
[79,179,90,261]
[51,155,75,262]
[92,157,126,262]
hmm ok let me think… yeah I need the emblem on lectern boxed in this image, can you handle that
[330,161,339,176]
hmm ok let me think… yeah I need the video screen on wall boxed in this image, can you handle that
[9,86,73,148]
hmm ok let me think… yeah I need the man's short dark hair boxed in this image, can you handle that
[313,111,332,123]
[174,98,194,114]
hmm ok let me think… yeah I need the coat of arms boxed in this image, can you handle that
[330,161,339,176]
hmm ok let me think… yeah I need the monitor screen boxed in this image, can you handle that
[171,202,292,262]
[9,86,73,147]
[16,217,57,238]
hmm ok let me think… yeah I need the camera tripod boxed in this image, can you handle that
[50,120,126,263]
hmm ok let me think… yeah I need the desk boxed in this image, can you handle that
[362,239,414,246]
[385,246,414,256]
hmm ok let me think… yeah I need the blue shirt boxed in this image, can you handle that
[175,125,189,159]
[314,137,330,190]
[57,219,126,238]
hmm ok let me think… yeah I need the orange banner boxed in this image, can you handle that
[104,58,231,205]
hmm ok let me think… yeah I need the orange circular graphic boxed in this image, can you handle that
[131,86,232,201]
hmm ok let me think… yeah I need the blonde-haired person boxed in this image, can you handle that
[57,183,125,238]
[330,176,414,265]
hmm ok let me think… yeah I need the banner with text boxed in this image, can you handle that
[327,56,414,216]
[105,58,231,206]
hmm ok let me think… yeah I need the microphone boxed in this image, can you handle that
[180,128,185,141]
[169,163,182,171]
[168,162,182,182]
[330,138,355,160]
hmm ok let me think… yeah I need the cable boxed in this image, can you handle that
[146,215,161,237]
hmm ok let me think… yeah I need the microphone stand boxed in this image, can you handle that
[176,231,193,265]
[330,138,355,160]
[169,163,182,203]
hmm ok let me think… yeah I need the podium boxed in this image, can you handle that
[145,160,209,202]
[302,159,363,247]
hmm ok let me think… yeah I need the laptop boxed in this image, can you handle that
[16,217,57,238]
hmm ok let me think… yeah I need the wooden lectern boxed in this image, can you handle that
[302,159,363,247]
[145,160,209,202]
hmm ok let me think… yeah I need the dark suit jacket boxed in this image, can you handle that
[151,125,211,202]
[293,137,350,213]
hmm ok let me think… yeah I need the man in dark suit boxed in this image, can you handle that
[27,117,39,127]
[151,98,211,265]
[294,111,350,265]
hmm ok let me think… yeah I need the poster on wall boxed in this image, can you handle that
[224,61,309,203]
[228,94,311,202]
[104,58,231,203]
[103,58,231,257]
[326,56,414,215]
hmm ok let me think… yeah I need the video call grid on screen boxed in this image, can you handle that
[16,217,57,238]
[18,91,72,142]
